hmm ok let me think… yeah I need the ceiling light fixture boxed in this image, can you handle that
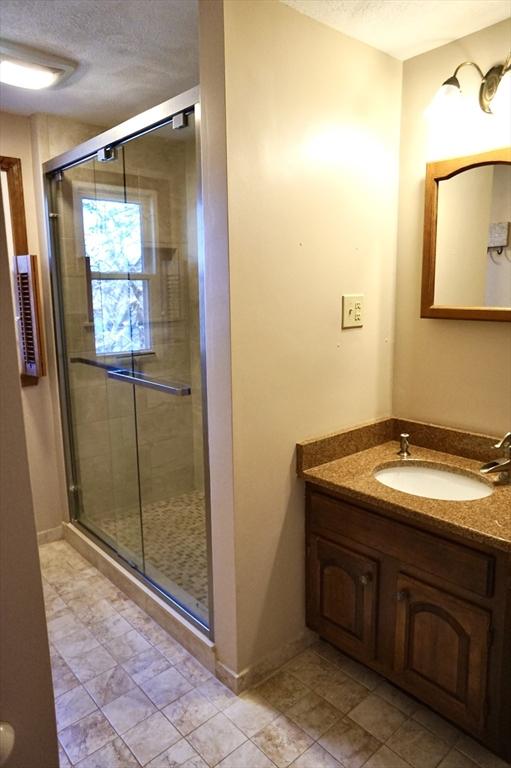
[436,53,511,114]
[0,39,76,90]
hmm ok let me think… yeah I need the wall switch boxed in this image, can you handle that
[342,294,364,328]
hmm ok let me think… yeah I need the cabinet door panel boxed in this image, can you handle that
[309,535,379,661]
[394,574,490,733]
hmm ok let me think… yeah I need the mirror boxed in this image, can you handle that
[421,147,511,321]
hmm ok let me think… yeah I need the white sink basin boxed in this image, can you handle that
[374,462,493,501]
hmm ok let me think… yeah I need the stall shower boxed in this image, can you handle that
[46,89,211,630]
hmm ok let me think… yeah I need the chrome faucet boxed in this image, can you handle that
[397,433,411,459]
[480,432,511,484]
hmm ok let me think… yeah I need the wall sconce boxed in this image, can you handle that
[437,53,511,114]
[0,39,76,90]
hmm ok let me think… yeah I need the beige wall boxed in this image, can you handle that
[0,111,67,536]
[0,169,58,768]
[394,19,511,436]
[220,0,402,672]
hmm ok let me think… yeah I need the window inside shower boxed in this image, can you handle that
[47,105,211,632]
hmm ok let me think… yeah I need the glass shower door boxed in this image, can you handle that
[49,103,209,627]
[122,115,209,625]
[53,152,145,570]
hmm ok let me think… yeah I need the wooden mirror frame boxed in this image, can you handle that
[421,146,511,322]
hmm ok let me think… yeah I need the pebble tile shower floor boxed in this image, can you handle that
[40,540,510,768]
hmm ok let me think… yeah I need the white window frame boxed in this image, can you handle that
[72,181,158,357]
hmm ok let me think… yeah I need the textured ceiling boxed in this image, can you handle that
[0,0,509,126]
[281,0,511,60]
[0,0,198,126]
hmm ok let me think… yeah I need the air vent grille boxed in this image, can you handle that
[15,254,45,384]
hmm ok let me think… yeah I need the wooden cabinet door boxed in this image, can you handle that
[308,535,379,661]
[394,574,491,733]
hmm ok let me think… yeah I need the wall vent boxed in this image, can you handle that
[15,254,45,385]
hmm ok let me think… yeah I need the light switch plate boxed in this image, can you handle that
[342,294,364,328]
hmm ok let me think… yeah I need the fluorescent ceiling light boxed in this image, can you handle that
[0,39,76,90]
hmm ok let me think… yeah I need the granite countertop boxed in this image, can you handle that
[301,440,511,553]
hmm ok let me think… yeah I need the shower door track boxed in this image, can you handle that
[44,85,215,640]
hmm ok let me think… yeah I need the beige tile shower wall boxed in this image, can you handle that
[222,0,402,672]
[393,19,511,436]
[0,111,67,536]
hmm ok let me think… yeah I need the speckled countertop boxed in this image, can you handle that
[301,441,511,553]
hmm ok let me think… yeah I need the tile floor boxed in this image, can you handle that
[40,540,510,768]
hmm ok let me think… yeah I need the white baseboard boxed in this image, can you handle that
[217,628,318,694]
[37,524,63,545]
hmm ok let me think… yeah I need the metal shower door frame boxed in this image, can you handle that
[44,86,215,638]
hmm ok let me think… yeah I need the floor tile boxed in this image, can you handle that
[54,627,101,661]
[59,743,72,768]
[332,653,383,691]
[122,647,171,686]
[363,744,411,768]
[85,665,136,708]
[156,636,192,665]
[455,735,511,768]
[163,688,218,736]
[387,719,451,768]
[286,650,339,689]
[69,596,119,626]
[217,740,276,768]
[122,711,181,765]
[90,613,133,643]
[102,687,156,734]
[291,743,342,768]
[45,595,68,619]
[348,692,406,741]
[253,714,314,768]
[223,690,279,737]
[374,682,419,716]
[55,685,98,731]
[286,691,341,740]
[318,716,381,768]
[146,738,206,767]
[312,640,346,666]
[187,712,246,766]
[121,609,170,645]
[413,707,461,746]
[175,653,213,686]
[439,750,481,768]
[48,611,85,643]
[51,652,81,698]
[74,736,140,767]
[314,670,368,714]
[196,677,237,711]
[105,629,153,663]
[58,711,116,764]
[141,667,193,708]
[66,645,117,683]
[256,671,310,711]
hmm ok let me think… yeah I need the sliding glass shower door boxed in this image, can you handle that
[48,101,210,629]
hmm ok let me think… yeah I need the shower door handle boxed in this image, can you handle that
[107,369,191,396]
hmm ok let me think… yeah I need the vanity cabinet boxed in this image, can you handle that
[394,574,490,733]
[305,484,511,760]
[309,535,379,660]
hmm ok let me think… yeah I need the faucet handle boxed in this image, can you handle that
[494,432,511,450]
